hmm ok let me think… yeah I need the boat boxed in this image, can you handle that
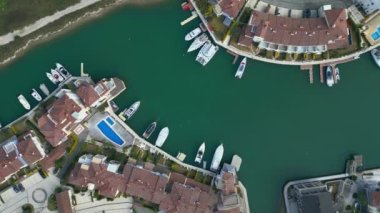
[335,67,340,81]
[210,144,224,171]
[326,66,334,87]
[371,49,380,67]
[194,142,205,163]
[39,84,50,96]
[185,27,202,41]
[196,41,219,66]
[46,72,58,84]
[51,69,64,82]
[55,63,71,79]
[155,127,169,147]
[235,57,247,79]
[18,94,31,110]
[31,89,42,101]
[187,33,208,52]
[143,122,157,139]
[124,101,140,119]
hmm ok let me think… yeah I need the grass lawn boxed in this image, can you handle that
[0,0,80,35]
[207,15,229,40]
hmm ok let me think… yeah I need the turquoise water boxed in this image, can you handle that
[1,1,380,212]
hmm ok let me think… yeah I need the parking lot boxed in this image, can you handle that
[0,173,60,213]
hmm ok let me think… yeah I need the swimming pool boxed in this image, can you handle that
[97,117,125,146]
[371,27,380,41]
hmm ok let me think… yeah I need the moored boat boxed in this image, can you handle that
[46,72,58,84]
[196,41,219,66]
[18,94,31,110]
[371,49,380,68]
[31,89,42,102]
[326,66,334,87]
[210,144,224,171]
[194,142,205,163]
[39,84,50,96]
[55,63,71,79]
[187,33,208,52]
[335,67,340,81]
[124,101,140,119]
[235,57,247,79]
[155,127,169,147]
[51,69,64,82]
[185,27,201,41]
[143,122,157,139]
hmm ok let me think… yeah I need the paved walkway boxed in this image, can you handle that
[0,0,102,46]
[259,0,353,10]
[74,193,133,213]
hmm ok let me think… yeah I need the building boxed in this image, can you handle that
[215,164,241,212]
[56,189,74,213]
[38,89,89,147]
[76,78,116,108]
[353,0,380,15]
[39,143,67,171]
[238,6,349,54]
[212,0,246,26]
[0,131,45,183]
[368,190,380,213]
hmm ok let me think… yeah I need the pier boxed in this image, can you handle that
[319,64,324,83]
[300,65,313,84]
[180,11,198,26]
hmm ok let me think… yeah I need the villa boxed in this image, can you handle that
[212,0,246,26]
[76,78,116,108]
[37,89,89,147]
[238,6,349,54]
[0,130,45,183]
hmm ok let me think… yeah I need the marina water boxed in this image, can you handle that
[1,1,380,212]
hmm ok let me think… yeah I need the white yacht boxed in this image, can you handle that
[194,142,205,163]
[187,33,208,52]
[196,41,219,66]
[124,101,140,119]
[335,67,340,81]
[235,57,247,79]
[46,72,58,84]
[185,27,201,41]
[55,63,71,79]
[31,89,42,101]
[18,94,31,110]
[371,49,380,68]
[210,144,224,171]
[155,127,169,147]
[326,66,334,87]
[39,84,50,96]
[51,69,64,82]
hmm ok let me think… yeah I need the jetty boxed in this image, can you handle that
[180,11,198,26]
[300,65,313,84]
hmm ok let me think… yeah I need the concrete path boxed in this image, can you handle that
[0,0,102,46]
[259,0,353,10]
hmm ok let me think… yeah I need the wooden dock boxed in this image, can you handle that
[300,65,313,84]
[180,11,198,26]
[319,64,324,84]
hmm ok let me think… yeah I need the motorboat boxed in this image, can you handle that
[51,69,64,82]
[335,67,340,81]
[187,33,208,52]
[210,144,224,171]
[18,94,31,110]
[143,122,157,139]
[185,27,202,41]
[31,89,42,101]
[55,63,71,79]
[39,84,50,96]
[371,49,380,67]
[196,41,219,66]
[194,142,205,163]
[155,127,169,147]
[124,101,140,119]
[326,66,334,87]
[235,57,247,79]
[46,72,58,84]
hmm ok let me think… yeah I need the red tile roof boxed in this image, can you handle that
[76,83,100,107]
[56,190,74,213]
[126,166,159,202]
[221,172,236,195]
[219,0,245,19]
[239,9,349,50]
[39,143,66,171]
[38,93,84,146]
[371,191,380,207]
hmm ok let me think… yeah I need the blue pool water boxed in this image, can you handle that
[372,27,380,41]
[97,118,124,146]
[106,117,114,126]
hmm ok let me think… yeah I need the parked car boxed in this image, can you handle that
[12,185,20,193]
[18,183,25,192]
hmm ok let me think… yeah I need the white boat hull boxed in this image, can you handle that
[39,84,50,96]
[155,127,169,147]
[185,27,202,41]
[210,144,224,171]
[196,41,219,66]
[235,57,247,79]
[51,69,64,82]
[195,142,205,163]
[31,89,42,102]
[18,95,30,110]
[326,66,334,87]
[371,49,380,68]
[46,72,58,84]
[187,33,208,52]
[125,101,141,119]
